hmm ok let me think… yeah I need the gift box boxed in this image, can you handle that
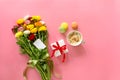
[51,39,68,62]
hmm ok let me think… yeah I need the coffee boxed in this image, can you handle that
[68,31,81,45]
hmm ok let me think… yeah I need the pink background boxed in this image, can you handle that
[0,0,120,80]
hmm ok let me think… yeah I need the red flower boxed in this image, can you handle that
[28,34,35,41]
[28,17,32,20]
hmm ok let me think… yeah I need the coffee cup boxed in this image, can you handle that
[67,30,84,46]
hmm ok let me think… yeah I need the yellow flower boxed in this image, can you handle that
[15,31,23,38]
[17,19,24,24]
[38,26,47,32]
[26,24,34,30]
[30,28,37,33]
[32,16,41,21]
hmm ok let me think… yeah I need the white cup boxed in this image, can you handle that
[67,30,84,46]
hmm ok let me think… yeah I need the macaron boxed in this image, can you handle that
[59,22,68,33]
[71,21,78,30]
[59,26,66,33]
[61,22,68,30]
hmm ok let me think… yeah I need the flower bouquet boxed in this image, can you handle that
[12,15,53,80]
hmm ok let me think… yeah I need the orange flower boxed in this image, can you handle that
[35,22,42,27]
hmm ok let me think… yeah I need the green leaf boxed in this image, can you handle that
[43,64,47,71]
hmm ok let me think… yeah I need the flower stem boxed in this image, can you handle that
[36,63,48,80]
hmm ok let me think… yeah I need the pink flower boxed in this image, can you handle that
[18,27,24,31]
[12,25,19,34]
[13,25,19,28]
[25,20,30,24]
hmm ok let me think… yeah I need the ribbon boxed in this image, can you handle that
[23,59,46,80]
[23,60,38,80]
[51,41,66,62]
[23,59,62,80]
